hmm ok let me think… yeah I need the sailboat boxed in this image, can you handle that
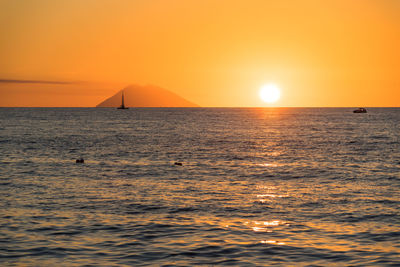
[117,91,129,109]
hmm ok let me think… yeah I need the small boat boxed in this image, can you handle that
[353,108,367,113]
[117,91,129,109]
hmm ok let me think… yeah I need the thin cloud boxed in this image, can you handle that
[0,79,81,85]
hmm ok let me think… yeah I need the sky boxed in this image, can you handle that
[0,0,399,107]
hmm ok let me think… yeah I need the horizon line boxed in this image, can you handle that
[0,106,399,108]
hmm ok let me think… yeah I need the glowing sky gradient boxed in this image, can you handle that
[0,0,399,107]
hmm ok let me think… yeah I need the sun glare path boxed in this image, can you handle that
[259,84,281,104]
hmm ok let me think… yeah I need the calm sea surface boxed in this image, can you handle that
[0,108,399,266]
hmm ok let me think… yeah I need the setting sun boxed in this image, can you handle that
[259,84,281,104]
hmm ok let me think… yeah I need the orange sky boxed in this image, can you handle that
[0,0,399,107]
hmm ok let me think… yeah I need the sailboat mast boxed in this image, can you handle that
[117,90,128,109]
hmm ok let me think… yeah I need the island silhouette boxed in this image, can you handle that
[96,84,199,107]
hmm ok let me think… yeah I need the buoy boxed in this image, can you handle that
[76,158,84,163]
[174,162,183,166]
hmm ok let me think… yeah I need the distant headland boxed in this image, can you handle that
[96,84,199,108]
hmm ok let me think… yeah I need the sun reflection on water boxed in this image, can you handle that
[257,163,279,167]
[252,226,272,232]
[256,194,288,198]
[244,220,289,233]
[261,240,286,245]
[257,193,288,203]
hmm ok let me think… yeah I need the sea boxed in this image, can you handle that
[0,107,399,266]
